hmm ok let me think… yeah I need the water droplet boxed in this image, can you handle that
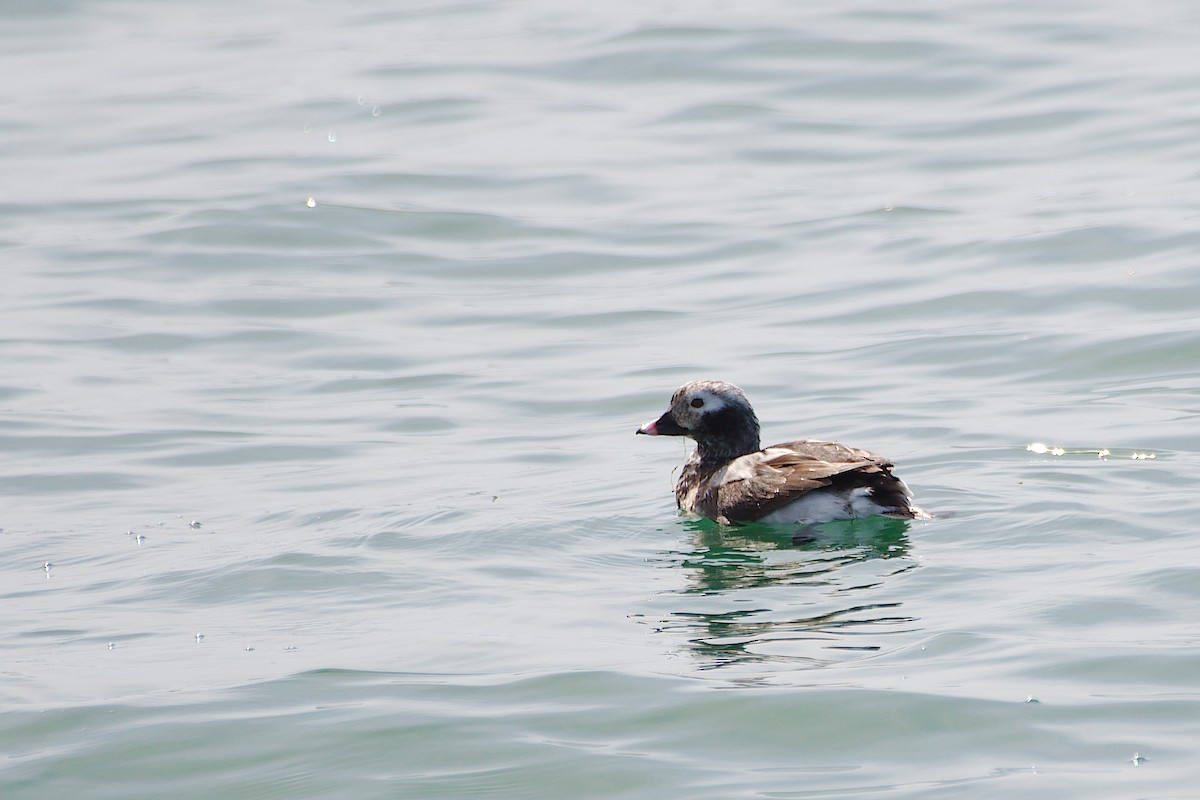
[327,129,337,143]
[306,197,317,208]
[302,123,311,134]
[356,94,365,105]
[371,105,381,117]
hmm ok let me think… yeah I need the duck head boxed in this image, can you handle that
[637,380,762,463]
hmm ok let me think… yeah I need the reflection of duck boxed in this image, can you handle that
[679,515,914,595]
[660,517,919,672]
[638,381,929,525]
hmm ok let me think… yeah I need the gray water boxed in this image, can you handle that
[4,1,1200,797]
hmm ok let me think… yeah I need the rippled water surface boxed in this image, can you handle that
[4,1,1200,797]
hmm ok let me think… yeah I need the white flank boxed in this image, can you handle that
[758,487,890,525]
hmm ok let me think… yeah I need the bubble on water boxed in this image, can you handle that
[1029,443,1159,460]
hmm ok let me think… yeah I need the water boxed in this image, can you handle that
[4,0,1200,796]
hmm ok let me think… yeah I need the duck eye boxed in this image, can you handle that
[690,398,704,409]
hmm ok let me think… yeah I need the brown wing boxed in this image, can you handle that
[703,440,896,523]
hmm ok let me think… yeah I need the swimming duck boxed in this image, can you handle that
[637,380,928,524]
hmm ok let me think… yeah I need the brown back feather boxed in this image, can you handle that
[697,440,898,522]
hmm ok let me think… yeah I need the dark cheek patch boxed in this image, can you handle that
[699,405,743,437]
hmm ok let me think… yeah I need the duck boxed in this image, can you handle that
[637,380,928,525]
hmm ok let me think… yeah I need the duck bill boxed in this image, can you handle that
[637,410,687,436]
